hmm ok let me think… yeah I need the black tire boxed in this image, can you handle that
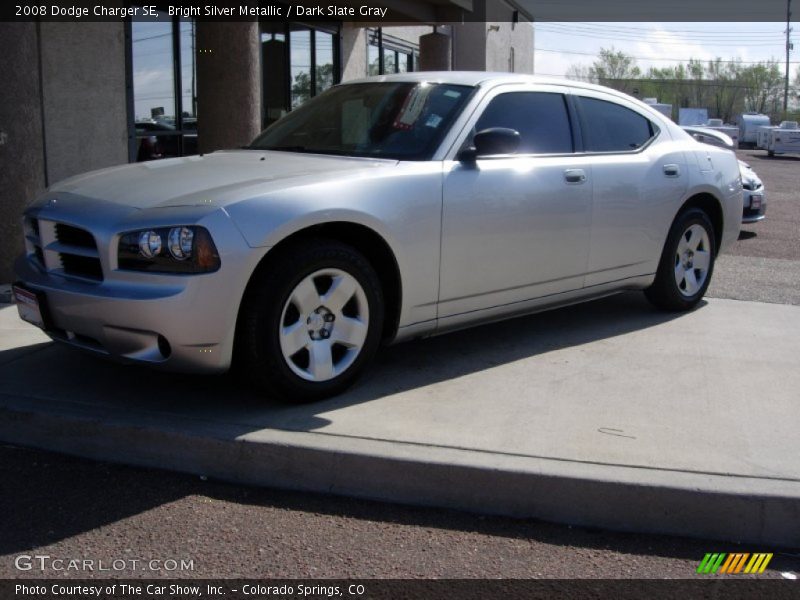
[236,239,384,402]
[644,207,716,312]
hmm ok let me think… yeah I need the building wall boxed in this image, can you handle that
[39,22,128,185]
[0,23,46,282]
[484,0,533,74]
[382,25,431,45]
[0,22,129,281]
[452,22,488,70]
[341,24,431,82]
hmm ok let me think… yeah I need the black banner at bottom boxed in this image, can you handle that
[2,579,799,600]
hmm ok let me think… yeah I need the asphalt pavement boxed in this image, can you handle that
[707,151,800,305]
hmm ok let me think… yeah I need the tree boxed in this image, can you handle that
[587,47,641,94]
[565,64,595,83]
[740,61,784,115]
[564,47,793,122]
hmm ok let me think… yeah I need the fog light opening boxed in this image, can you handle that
[157,335,172,359]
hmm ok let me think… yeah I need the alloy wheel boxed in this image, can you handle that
[674,224,711,297]
[279,268,369,382]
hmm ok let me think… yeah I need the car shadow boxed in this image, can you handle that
[748,153,800,162]
[0,292,697,435]
[738,230,757,241]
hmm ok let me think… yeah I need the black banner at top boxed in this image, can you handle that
[0,0,795,22]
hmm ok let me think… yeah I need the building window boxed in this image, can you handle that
[262,22,341,126]
[129,15,197,162]
[367,29,417,76]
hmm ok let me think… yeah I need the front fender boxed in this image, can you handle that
[224,165,444,328]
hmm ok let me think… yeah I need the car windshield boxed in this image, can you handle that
[249,82,474,160]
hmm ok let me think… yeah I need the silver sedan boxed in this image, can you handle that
[14,73,743,401]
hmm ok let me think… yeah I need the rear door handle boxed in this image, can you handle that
[663,164,681,177]
[564,169,587,184]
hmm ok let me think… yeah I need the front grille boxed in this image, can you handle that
[60,253,104,280]
[55,223,96,248]
[25,219,104,282]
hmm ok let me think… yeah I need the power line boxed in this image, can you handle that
[536,23,786,38]
[536,27,786,45]
[534,47,800,64]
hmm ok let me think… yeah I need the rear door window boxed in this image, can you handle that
[474,92,574,155]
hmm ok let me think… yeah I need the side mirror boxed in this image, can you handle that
[473,127,521,156]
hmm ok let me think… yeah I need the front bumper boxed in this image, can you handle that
[14,202,266,374]
[742,187,767,223]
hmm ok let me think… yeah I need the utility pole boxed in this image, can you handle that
[786,0,793,115]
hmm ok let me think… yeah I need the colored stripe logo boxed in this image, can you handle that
[697,553,773,574]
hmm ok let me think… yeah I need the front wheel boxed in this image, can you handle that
[237,240,384,402]
[645,208,716,311]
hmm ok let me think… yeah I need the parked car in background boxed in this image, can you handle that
[14,73,742,402]
[135,119,198,161]
[682,126,766,223]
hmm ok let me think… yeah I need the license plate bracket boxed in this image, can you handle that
[12,284,51,330]
[750,194,763,210]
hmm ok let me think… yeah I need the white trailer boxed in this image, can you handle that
[765,121,800,156]
[737,113,771,146]
[756,125,778,150]
[679,108,709,126]
[704,119,740,147]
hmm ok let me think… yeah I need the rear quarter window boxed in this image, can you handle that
[577,97,657,153]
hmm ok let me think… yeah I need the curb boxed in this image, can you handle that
[0,393,797,548]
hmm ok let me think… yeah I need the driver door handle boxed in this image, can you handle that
[564,169,587,184]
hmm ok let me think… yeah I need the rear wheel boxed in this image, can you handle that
[237,239,384,402]
[645,208,716,311]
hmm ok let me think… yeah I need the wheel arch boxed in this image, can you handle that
[236,221,403,344]
[674,192,724,253]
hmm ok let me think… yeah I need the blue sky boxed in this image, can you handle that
[533,22,796,77]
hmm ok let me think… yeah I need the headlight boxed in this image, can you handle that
[167,226,194,260]
[118,226,220,273]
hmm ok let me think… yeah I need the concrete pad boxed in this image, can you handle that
[0,294,798,546]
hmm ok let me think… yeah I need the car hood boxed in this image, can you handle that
[47,150,397,210]
[738,160,762,184]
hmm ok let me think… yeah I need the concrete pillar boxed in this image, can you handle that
[40,22,128,184]
[196,22,261,153]
[341,23,367,82]
[418,31,452,71]
[0,24,46,282]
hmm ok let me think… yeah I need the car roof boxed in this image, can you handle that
[339,71,681,135]
[342,71,615,95]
